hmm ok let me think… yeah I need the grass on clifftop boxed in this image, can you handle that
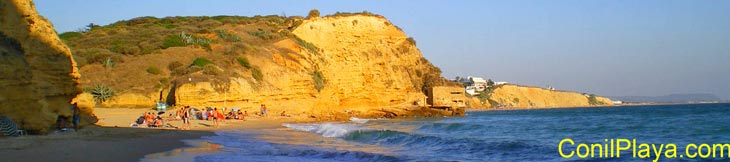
[61,12,440,96]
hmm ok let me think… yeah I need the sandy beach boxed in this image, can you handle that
[0,107,311,162]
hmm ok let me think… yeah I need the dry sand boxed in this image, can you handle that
[0,107,314,162]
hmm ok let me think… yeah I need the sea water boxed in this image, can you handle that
[143,103,730,161]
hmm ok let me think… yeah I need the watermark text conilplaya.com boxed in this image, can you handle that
[559,138,730,162]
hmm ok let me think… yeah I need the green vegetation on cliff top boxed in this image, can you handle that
[59,12,446,101]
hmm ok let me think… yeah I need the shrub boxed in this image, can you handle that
[236,57,251,69]
[307,9,320,19]
[251,67,263,82]
[75,48,122,65]
[193,37,212,51]
[295,37,319,55]
[186,66,203,74]
[157,77,170,89]
[477,92,489,103]
[190,57,213,67]
[588,94,605,105]
[59,32,82,40]
[162,34,185,49]
[146,66,161,75]
[406,37,416,46]
[247,30,271,40]
[167,61,183,70]
[91,84,116,103]
[224,43,252,55]
[215,30,241,42]
[109,39,141,55]
[175,32,213,51]
[311,70,326,92]
[203,64,222,75]
[172,67,187,76]
[102,57,116,68]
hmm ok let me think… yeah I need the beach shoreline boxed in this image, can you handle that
[0,126,214,162]
[0,107,309,162]
[3,103,727,162]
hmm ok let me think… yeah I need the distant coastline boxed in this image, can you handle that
[466,102,730,112]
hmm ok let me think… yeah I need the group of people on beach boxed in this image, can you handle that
[132,104,285,129]
[133,111,164,128]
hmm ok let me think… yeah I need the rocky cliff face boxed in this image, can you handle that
[0,0,94,134]
[166,15,443,119]
[484,85,613,108]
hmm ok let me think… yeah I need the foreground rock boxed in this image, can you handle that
[0,0,95,134]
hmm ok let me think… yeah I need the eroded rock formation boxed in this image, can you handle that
[169,15,445,119]
[0,0,95,134]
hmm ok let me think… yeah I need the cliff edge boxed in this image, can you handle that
[64,13,448,119]
[0,0,95,134]
[473,84,613,109]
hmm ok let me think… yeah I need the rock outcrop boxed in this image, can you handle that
[478,84,613,108]
[169,15,446,119]
[0,0,95,134]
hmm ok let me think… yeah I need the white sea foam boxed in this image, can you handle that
[349,117,371,124]
[283,123,361,138]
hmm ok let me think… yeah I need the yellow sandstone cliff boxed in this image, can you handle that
[483,84,613,108]
[0,0,95,134]
[168,15,444,119]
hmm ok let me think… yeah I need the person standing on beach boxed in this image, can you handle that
[213,108,220,128]
[260,104,267,117]
[182,106,190,130]
[72,103,80,131]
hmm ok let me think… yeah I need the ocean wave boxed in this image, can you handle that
[200,131,403,162]
[283,123,363,138]
[340,128,556,161]
[417,122,486,132]
[282,117,376,138]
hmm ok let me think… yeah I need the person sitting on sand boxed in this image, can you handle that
[236,110,243,120]
[136,115,145,125]
[149,116,163,127]
[227,110,233,120]
[145,112,154,124]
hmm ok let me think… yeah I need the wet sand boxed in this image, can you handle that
[0,107,311,162]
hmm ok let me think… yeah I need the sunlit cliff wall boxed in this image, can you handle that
[0,0,95,134]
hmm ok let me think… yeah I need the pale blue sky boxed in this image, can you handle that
[35,0,730,99]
